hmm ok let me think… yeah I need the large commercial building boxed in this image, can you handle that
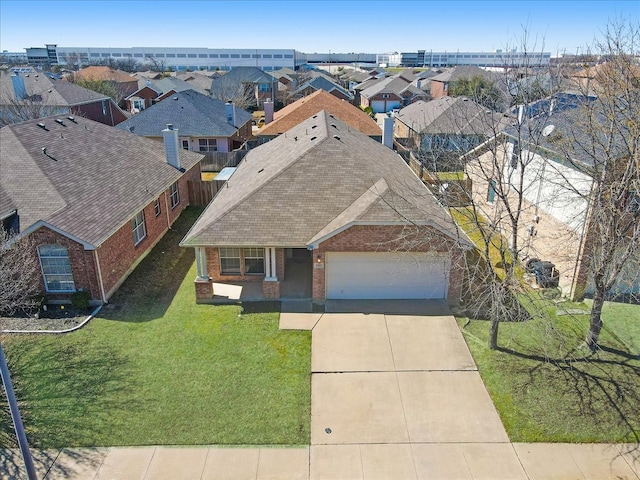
[26,45,307,71]
[377,50,551,68]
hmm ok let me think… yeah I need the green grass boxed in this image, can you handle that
[457,300,640,442]
[436,171,466,181]
[1,207,311,448]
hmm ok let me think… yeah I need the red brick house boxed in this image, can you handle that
[0,115,203,304]
[181,111,470,305]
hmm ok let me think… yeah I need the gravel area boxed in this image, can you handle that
[0,306,93,332]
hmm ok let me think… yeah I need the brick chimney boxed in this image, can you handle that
[162,124,181,170]
[264,98,274,124]
[225,102,236,127]
[382,113,394,149]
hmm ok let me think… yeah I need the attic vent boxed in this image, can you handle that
[311,125,317,129]
[331,124,337,128]
[173,96,178,100]
[312,115,318,119]
[333,135,341,140]
[37,122,48,131]
[329,114,335,118]
[310,136,317,141]
[55,119,65,126]
[67,116,77,123]
[258,168,264,173]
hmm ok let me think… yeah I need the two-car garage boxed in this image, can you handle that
[325,252,451,300]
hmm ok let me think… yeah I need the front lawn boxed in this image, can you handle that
[1,207,311,448]
[457,300,640,443]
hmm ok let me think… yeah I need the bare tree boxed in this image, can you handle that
[209,74,256,110]
[0,93,59,127]
[144,55,168,73]
[0,225,41,316]
[550,21,640,351]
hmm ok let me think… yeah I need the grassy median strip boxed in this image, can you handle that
[457,301,640,443]
[1,207,311,448]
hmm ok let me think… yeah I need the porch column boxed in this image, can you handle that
[195,247,209,280]
[264,247,278,281]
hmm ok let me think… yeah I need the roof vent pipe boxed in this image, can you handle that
[162,124,181,170]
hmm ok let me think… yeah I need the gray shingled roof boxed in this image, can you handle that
[0,70,111,107]
[211,67,276,88]
[1,115,203,246]
[117,89,251,137]
[431,66,497,83]
[292,76,353,100]
[181,111,462,248]
[360,75,411,99]
[396,96,513,136]
[132,76,203,96]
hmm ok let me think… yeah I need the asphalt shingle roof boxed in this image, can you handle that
[182,110,461,248]
[257,90,380,137]
[293,76,353,100]
[117,89,252,137]
[1,115,203,246]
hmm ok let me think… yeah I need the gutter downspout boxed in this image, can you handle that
[93,249,107,304]
[164,191,171,229]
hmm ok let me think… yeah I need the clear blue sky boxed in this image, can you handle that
[1,1,638,55]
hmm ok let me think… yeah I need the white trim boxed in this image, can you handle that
[93,249,107,303]
[11,220,95,250]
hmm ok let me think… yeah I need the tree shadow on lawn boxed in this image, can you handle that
[1,336,138,452]
[497,340,640,446]
[99,207,203,323]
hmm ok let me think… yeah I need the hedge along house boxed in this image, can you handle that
[0,115,203,305]
[181,111,471,305]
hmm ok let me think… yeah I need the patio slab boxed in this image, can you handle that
[312,314,394,373]
[397,371,509,443]
[94,447,155,480]
[360,444,417,480]
[279,312,323,330]
[386,315,477,371]
[311,372,409,445]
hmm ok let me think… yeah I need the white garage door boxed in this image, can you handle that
[370,100,386,113]
[326,252,450,299]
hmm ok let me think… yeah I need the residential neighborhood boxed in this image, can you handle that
[0,2,639,479]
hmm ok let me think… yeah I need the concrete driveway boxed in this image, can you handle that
[307,305,525,479]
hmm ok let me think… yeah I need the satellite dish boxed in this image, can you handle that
[542,124,555,137]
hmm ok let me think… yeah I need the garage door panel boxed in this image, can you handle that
[326,252,450,299]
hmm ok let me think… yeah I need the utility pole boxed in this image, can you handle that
[0,342,37,480]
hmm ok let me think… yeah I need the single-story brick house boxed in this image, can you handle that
[181,110,471,304]
[0,115,203,304]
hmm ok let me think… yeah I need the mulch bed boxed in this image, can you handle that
[0,305,93,332]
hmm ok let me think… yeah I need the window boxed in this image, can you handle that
[241,54,250,58]
[199,138,217,152]
[38,245,75,292]
[220,54,229,58]
[112,53,122,57]
[188,53,197,58]
[487,179,497,203]
[131,211,146,245]
[262,54,272,59]
[166,53,176,58]
[381,93,390,99]
[177,53,186,58]
[219,248,264,275]
[231,54,240,58]
[274,54,283,59]
[154,198,161,217]
[133,53,143,58]
[102,99,108,116]
[170,182,179,208]
[181,140,189,150]
[209,54,219,58]
[198,54,207,58]
[220,247,241,274]
[243,248,265,274]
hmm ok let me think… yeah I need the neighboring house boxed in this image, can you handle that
[291,76,354,101]
[394,96,512,169]
[464,108,639,299]
[359,73,428,113]
[173,71,215,95]
[430,66,498,99]
[0,115,203,304]
[117,89,252,153]
[71,65,138,105]
[181,110,470,304]
[209,67,278,109]
[0,67,127,126]
[125,76,204,113]
[256,89,381,142]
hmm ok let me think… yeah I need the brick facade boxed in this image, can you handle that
[27,163,200,304]
[262,280,280,299]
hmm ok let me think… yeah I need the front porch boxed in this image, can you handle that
[194,247,313,304]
